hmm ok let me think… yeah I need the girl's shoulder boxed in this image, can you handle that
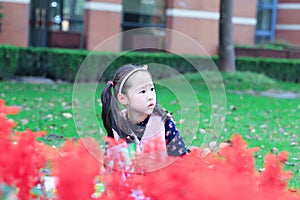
[165,112,175,122]
[164,113,178,130]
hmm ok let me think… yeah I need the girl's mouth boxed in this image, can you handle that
[148,103,154,107]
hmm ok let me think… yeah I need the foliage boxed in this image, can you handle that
[0,45,210,82]
[1,45,300,82]
[0,99,101,199]
[1,98,300,199]
[100,134,300,200]
[0,46,19,80]
[15,47,89,82]
[236,41,300,51]
[1,70,300,189]
[236,57,300,83]
[0,2,3,19]
[0,99,47,199]
[52,139,101,199]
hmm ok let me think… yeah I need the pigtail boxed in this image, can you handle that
[101,82,115,138]
[101,69,136,143]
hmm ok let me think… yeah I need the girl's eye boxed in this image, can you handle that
[151,87,155,91]
[139,90,146,94]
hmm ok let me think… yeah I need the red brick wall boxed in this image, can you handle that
[84,0,122,51]
[233,0,256,46]
[165,0,220,55]
[168,0,220,11]
[278,0,300,2]
[277,10,300,24]
[276,0,300,44]
[233,25,256,45]
[166,0,257,55]
[0,2,29,47]
[166,17,219,55]
[276,31,300,44]
[233,0,256,18]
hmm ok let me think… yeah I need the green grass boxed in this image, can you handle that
[1,71,300,188]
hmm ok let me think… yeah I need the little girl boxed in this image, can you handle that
[101,64,187,172]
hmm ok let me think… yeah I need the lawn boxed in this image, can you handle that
[1,71,300,188]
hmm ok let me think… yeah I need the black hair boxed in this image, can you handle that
[101,64,167,143]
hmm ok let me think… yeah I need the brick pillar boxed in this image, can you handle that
[276,0,300,45]
[232,0,257,46]
[0,0,30,47]
[84,0,122,51]
[165,0,221,55]
[165,0,257,55]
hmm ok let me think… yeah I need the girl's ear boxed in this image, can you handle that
[117,93,129,105]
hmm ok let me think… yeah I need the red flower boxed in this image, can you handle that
[100,134,300,200]
[0,99,20,115]
[0,99,47,200]
[52,139,101,200]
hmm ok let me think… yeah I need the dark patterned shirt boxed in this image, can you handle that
[131,116,187,156]
[164,117,187,156]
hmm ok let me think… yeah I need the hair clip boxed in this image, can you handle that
[107,80,114,87]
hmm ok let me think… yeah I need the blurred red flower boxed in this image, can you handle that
[0,99,47,200]
[52,139,101,200]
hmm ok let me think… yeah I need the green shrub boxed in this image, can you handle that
[45,48,89,82]
[236,57,300,83]
[0,45,299,83]
[13,47,89,82]
[0,45,19,80]
[0,2,3,20]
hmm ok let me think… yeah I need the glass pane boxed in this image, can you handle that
[122,28,166,51]
[123,0,165,16]
[258,0,274,5]
[256,9,271,31]
[62,0,84,32]
[74,0,85,16]
[140,0,165,15]
[123,0,166,25]
[255,36,270,44]
[122,0,166,51]
[49,0,62,31]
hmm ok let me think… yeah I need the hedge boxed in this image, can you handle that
[0,45,19,80]
[0,45,299,82]
[236,57,300,83]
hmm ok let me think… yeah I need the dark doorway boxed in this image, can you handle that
[29,0,85,49]
[122,0,167,51]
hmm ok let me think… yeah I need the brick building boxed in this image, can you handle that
[0,0,299,55]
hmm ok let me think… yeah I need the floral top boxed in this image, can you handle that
[130,115,187,156]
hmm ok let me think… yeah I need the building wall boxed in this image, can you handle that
[165,0,257,55]
[0,0,281,55]
[165,0,220,55]
[0,0,30,47]
[276,0,300,44]
[232,0,257,46]
[84,0,122,51]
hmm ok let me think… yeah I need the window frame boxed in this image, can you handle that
[255,0,278,43]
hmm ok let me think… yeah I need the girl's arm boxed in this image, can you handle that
[165,117,187,156]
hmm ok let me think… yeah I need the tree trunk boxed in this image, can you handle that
[219,0,236,72]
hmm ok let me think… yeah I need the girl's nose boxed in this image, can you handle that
[147,91,155,100]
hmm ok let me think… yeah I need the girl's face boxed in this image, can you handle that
[121,71,156,123]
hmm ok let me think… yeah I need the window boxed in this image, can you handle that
[255,0,278,44]
[62,0,85,32]
[48,0,84,32]
[122,0,166,51]
[30,0,85,48]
